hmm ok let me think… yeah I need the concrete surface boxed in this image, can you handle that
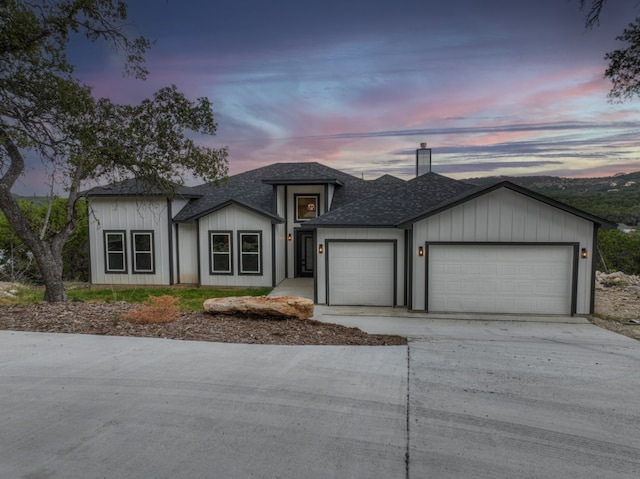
[407,322,640,479]
[1,286,640,478]
[0,332,407,479]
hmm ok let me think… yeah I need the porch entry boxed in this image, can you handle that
[295,230,314,277]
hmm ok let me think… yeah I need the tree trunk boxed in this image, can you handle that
[38,250,67,302]
[0,134,69,302]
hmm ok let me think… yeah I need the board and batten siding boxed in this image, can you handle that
[197,204,274,288]
[315,228,405,305]
[176,222,198,284]
[88,197,172,285]
[411,188,595,314]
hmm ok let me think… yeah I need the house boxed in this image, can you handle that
[85,162,616,315]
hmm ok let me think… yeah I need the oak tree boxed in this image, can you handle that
[0,1,228,301]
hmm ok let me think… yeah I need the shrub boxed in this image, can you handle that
[122,295,180,324]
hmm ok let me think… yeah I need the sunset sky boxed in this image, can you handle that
[15,0,640,194]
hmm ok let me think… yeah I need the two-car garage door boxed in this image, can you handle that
[428,244,575,315]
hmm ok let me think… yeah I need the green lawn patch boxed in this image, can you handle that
[2,284,272,311]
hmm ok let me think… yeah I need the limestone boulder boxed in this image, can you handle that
[203,295,314,320]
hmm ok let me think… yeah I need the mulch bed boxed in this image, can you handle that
[0,301,407,346]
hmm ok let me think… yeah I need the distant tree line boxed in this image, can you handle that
[551,191,640,227]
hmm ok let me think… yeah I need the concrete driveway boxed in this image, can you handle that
[1,313,639,478]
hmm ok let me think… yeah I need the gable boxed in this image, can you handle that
[415,187,595,243]
[400,181,616,229]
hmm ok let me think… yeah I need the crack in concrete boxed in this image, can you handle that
[405,343,411,479]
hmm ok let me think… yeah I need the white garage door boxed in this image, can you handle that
[328,242,394,306]
[428,244,573,314]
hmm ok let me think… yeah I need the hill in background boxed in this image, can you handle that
[465,171,640,226]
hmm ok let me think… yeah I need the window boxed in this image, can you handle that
[238,231,261,274]
[131,231,155,274]
[210,231,232,274]
[104,231,127,273]
[295,195,319,222]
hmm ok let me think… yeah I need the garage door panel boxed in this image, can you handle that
[428,244,573,314]
[328,242,394,306]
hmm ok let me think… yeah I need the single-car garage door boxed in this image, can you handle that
[328,242,395,306]
[428,244,574,315]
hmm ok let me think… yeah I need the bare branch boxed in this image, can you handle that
[581,0,608,28]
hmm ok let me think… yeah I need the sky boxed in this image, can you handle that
[15,0,640,194]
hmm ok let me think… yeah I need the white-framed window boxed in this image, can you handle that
[295,195,319,222]
[131,231,155,274]
[210,231,232,274]
[238,231,262,274]
[104,231,127,273]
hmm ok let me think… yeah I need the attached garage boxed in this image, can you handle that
[327,241,396,306]
[427,244,576,315]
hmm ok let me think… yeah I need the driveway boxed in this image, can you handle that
[1,315,639,478]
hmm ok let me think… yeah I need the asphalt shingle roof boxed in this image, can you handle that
[173,162,370,222]
[86,163,615,230]
[303,171,476,227]
[84,178,200,198]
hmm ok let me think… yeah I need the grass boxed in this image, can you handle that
[0,283,272,311]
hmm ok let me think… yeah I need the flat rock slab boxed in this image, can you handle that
[203,295,314,319]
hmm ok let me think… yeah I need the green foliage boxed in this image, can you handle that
[551,191,640,226]
[3,285,272,311]
[0,198,88,282]
[597,229,640,275]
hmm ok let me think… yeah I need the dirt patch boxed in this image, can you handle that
[592,272,640,341]
[0,301,406,346]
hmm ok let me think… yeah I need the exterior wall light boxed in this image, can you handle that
[287,233,292,241]
[318,244,324,254]
[581,248,588,259]
[418,246,424,257]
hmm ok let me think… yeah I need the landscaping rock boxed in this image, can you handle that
[203,295,314,319]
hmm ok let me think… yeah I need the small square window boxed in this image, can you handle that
[296,195,318,222]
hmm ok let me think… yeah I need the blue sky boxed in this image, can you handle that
[16,0,640,194]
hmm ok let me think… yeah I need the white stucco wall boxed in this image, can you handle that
[411,188,595,313]
[88,197,172,285]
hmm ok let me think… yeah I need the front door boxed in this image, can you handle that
[295,231,314,277]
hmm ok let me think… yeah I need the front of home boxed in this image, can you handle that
[86,162,615,315]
